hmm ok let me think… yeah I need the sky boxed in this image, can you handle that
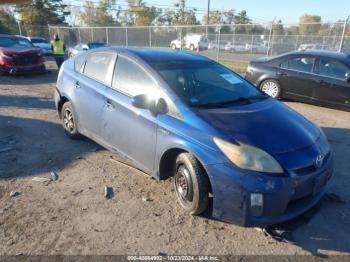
[144,0,350,23]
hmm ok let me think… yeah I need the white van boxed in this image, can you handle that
[170,34,209,51]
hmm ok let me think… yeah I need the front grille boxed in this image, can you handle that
[12,53,40,66]
[294,152,330,175]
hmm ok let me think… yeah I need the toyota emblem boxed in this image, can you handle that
[315,154,324,168]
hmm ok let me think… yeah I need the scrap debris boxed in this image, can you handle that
[32,171,59,183]
[256,192,346,243]
[104,186,114,199]
[9,191,20,197]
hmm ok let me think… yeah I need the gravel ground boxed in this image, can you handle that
[0,70,349,256]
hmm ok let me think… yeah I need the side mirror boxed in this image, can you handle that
[132,94,168,115]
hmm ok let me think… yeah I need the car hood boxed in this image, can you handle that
[0,47,41,55]
[193,98,320,154]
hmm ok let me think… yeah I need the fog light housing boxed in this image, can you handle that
[250,193,264,216]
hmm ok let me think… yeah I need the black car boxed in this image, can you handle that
[245,50,350,110]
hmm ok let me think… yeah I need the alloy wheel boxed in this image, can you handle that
[63,108,75,133]
[261,81,279,98]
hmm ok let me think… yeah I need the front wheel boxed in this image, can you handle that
[61,101,82,139]
[174,153,209,215]
[259,79,281,99]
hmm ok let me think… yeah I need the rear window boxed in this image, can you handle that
[83,52,116,85]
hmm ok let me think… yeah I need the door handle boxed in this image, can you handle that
[74,81,81,89]
[315,79,327,85]
[105,99,115,110]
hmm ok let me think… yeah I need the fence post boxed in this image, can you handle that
[78,28,81,44]
[91,27,93,42]
[48,24,51,40]
[250,34,254,54]
[17,21,22,36]
[267,19,276,56]
[106,27,109,44]
[149,26,152,47]
[216,26,221,62]
[339,16,350,52]
[125,27,128,47]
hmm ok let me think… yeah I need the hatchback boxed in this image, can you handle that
[55,48,333,226]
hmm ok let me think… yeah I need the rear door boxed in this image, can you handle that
[313,57,350,106]
[278,55,317,100]
[73,51,117,140]
[102,55,158,173]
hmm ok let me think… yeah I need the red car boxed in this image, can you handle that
[0,34,46,75]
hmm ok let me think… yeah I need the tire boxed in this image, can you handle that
[171,44,176,50]
[259,79,281,99]
[189,44,195,51]
[174,153,209,215]
[61,101,82,139]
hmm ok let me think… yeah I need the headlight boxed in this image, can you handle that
[0,53,13,60]
[213,137,284,174]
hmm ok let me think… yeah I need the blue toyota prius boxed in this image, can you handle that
[55,48,333,227]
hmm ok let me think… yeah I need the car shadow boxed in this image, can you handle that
[0,95,55,110]
[0,114,103,179]
[0,70,58,86]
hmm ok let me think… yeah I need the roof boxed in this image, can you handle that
[283,50,350,63]
[115,47,213,65]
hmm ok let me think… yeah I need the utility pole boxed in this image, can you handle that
[205,0,210,36]
[339,15,350,52]
[267,17,276,56]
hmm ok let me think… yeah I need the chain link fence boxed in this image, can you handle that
[2,22,349,73]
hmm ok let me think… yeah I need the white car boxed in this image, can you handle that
[68,42,108,57]
[170,34,208,51]
[245,43,269,54]
[27,37,52,55]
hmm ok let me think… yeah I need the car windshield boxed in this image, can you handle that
[31,38,48,44]
[0,37,34,48]
[88,43,107,49]
[157,62,265,107]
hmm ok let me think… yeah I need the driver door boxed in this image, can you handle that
[102,55,158,173]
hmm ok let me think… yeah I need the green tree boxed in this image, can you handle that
[273,19,285,35]
[0,7,19,34]
[16,0,69,36]
[173,0,198,25]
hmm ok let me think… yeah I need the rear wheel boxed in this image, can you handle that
[174,153,209,215]
[61,102,82,139]
[259,79,281,99]
[171,44,176,50]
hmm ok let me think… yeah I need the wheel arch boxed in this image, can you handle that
[57,95,70,118]
[157,146,213,193]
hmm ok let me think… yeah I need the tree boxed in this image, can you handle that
[0,7,19,34]
[80,0,118,26]
[173,0,198,25]
[235,10,251,33]
[16,0,69,36]
[273,19,284,35]
[299,14,321,35]
[124,0,159,26]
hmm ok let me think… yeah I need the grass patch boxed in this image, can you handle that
[220,60,248,74]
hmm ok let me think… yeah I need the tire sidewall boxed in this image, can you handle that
[61,102,80,138]
[174,153,206,214]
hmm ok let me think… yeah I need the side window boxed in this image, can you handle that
[318,59,350,80]
[112,56,157,96]
[83,52,116,85]
[74,52,87,72]
[280,57,315,73]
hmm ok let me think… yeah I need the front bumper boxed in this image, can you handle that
[0,63,46,74]
[205,152,333,227]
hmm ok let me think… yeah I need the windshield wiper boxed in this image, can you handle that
[191,94,268,108]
